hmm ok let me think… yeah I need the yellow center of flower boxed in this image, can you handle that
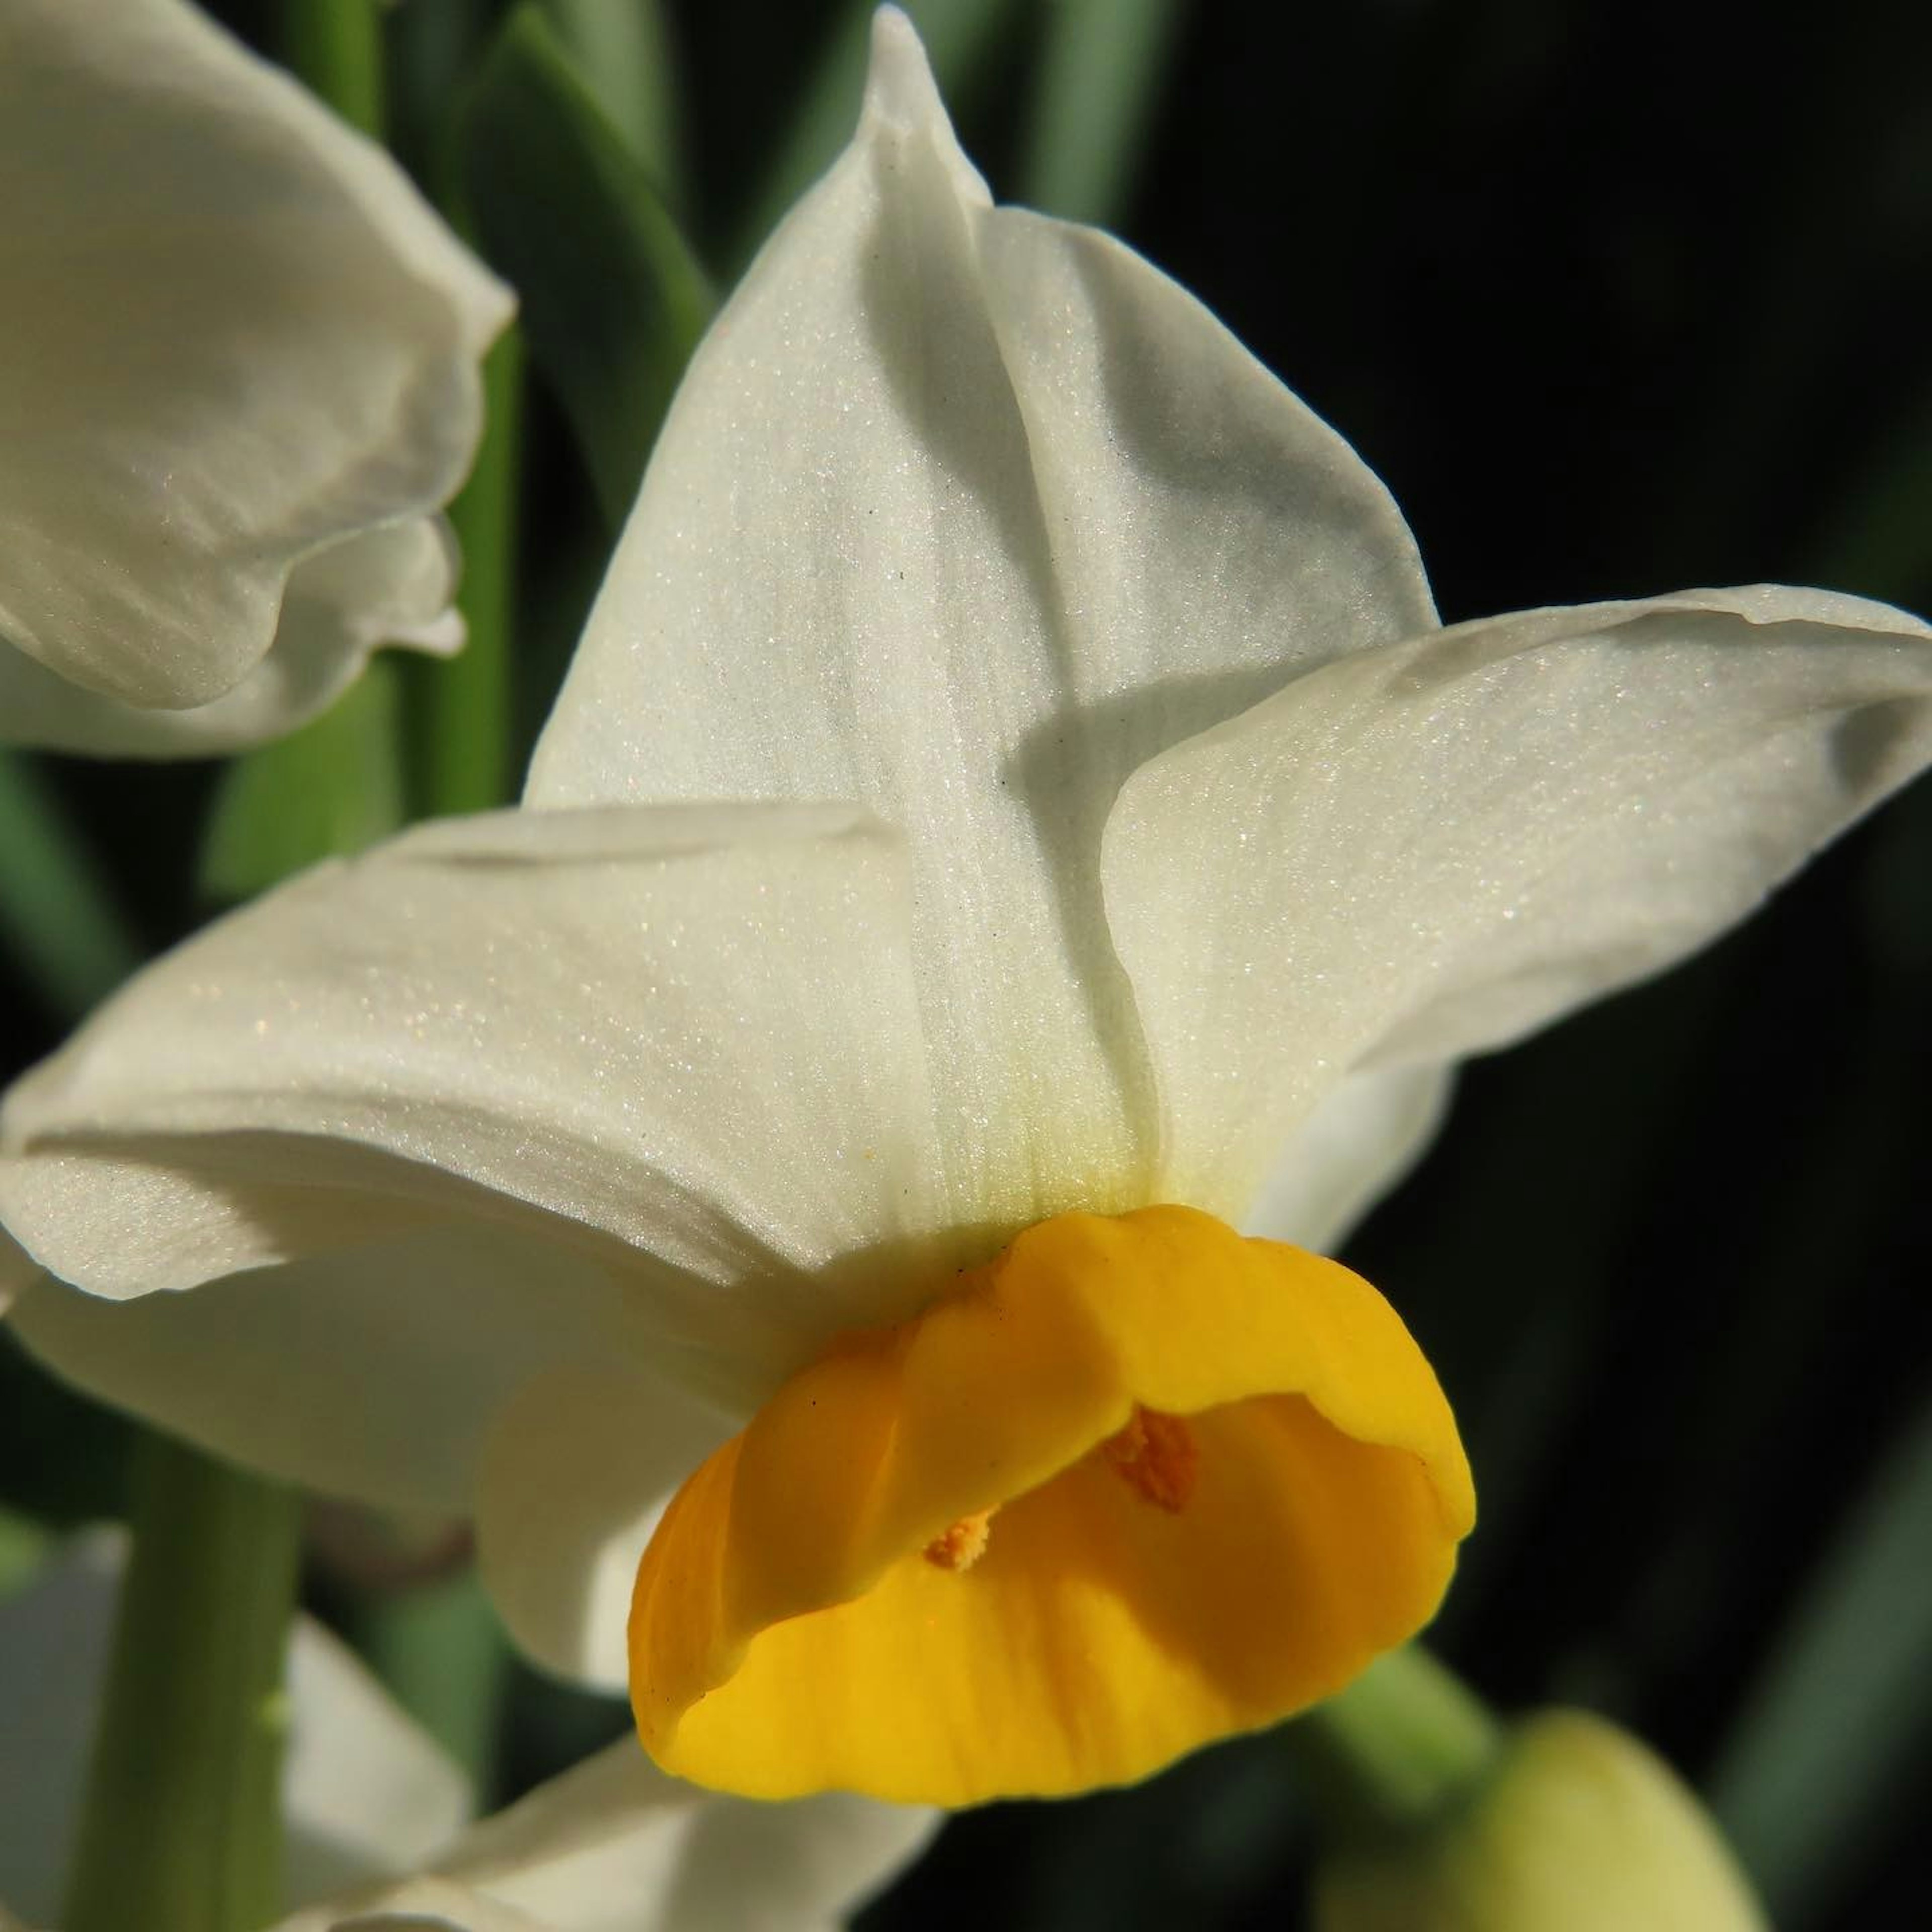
[627,1205,1475,1806]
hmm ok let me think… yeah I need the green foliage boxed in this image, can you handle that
[0,753,141,1015]
[460,6,713,531]
[197,664,408,902]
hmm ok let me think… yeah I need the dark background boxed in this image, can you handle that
[4,2,1928,1926]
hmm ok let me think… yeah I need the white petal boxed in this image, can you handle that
[1241,1062,1456,1254]
[474,1366,734,1687]
[1,804,946,1413]
[11,1230,638,1516]
[0,521,461,758]
[0,0,510,739]
[527,10,1431,1233]
[283,1621,472,1904]
[0,1530,469,1927]
[1104,587,1932,1217]
[428,1741,936,1932]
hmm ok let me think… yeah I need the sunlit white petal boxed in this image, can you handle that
[1104,588,1932,1217]
[2,807,945,1460]
[528,9,1432,1233]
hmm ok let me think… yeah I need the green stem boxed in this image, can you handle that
[1285,1645,1505,1843]
[411,326,524,817]
[280,0,386,138]
[63,1437,302,1932]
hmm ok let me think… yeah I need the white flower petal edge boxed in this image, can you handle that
[528,7,1433,1235]
[1103,587,1932,1218]
[0,522,462,758]
[0,804,944,1330]
[0,0,512,754]
[11,1228,666,1520]
[279,1740,938,1932]
[1242,1063,1457,1253]
[0,1531,469,1929]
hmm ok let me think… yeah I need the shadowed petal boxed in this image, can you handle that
[0,0,510,749]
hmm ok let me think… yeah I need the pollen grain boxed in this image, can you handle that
[1101,1404,1198,1512]
[923,1508,995,1571]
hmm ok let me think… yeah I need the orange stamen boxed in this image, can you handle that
[1101,1404,1198,1512]
[923,1508,995,1571]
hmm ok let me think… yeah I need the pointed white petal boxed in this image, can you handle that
[0,0,510,740]
[527,11,1431,1232]
[0,521,461,757]
[1,806,945,1433]
[1104,588,1932,1217]
[0,1531,469,1928]
[474,1366,734,1687]
[1242,1062,1456,1254]
[428,1741,936,1932]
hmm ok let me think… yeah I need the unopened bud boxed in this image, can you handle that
[1314,1709,1767,1932]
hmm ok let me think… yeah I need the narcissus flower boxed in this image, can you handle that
[5,10,1932,1806]
[0,0,511,756]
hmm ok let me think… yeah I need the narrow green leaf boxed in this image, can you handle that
[63,1438,300,1932]
[729,0,1023,271]
[0,1502,51,1600]
[0,752,142,1015]
[352,1568,510,1799]
[539,0,685,203]
[1800,387,1932,612]
[1708,1388,1932,1924]
[461,6,713,530]
[409,327,526,818]
[1018,0,1183,226]
[279,0,386,138]
[197,663,408,902]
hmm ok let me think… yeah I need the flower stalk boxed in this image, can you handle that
[63,1434,301,1932]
